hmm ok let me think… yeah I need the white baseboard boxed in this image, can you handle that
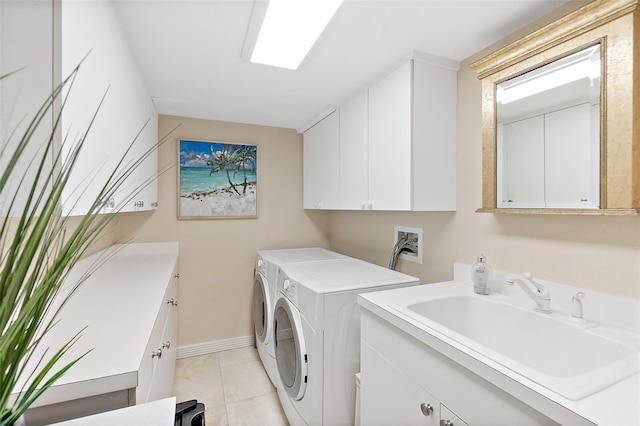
[176,335,255,359]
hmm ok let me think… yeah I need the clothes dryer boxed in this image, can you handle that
[253,248,348,387]
[273,258,419,425]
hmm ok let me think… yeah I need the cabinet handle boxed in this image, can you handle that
[162,341,171,350]
[134,200,144,208]
[420,403,433,416]
[174,273,180,279]
[151,348,163,359]
[167,298,178,306]
[440,420,454,426]
[151,202,158,207]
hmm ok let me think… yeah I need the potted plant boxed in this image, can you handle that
[0,65,166,425]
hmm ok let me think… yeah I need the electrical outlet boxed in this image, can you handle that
[394,226,423,264]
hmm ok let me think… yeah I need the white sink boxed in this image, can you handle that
[395,294,640,400]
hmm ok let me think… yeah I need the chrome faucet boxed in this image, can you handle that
[505,272,552,313]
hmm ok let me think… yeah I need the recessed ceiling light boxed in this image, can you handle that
[243,0,344,70]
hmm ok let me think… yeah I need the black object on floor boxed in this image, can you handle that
[175,399,205,426]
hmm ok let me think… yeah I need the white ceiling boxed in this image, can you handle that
[112,0,574,131]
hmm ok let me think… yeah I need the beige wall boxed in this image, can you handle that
[328,61,640,300]
[112,115,330,346]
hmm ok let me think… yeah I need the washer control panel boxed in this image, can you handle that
[280,274,299,304]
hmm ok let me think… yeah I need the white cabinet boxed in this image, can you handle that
[361,342,441,425]
[360,309,559,426]
[138,268,178,404]
[19,243,180,426]
[60,0,158,216]
[367,61,413,210]
[0,1,57,217]
[361,341,469,426]
[369,57,458,211]
[305,52,458,211]
[303,110,340,209]
[339,91,370,209]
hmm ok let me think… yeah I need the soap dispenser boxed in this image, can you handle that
[471,254,492,295]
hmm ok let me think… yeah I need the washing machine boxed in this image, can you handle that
[273,258,420,425]
[253,248,349,388]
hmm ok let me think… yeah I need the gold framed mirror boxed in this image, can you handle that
[470,0,640,215]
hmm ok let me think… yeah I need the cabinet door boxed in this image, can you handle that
[0,0,56,217]
[147,271,178,402]
[368,62,413,211]
[303,111,339,209]
[360,342,440,425]
[339,91,369,209]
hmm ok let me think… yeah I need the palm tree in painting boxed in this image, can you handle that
[209,145,241,195]
[232,144,257,194]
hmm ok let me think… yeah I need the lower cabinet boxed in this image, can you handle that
[360,310,559,426]
[20,243,179,426]
[361,342,467,426]
[137,268,178,404]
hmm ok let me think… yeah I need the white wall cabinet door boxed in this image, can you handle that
[303,111,339,209]
[0,0,56,217]
[368,61,413,211]
[339,91,369,209]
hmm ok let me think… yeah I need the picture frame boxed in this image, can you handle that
[178,139,258,219]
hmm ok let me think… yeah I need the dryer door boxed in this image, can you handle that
[274,296,308,400]
[253,273,272,344]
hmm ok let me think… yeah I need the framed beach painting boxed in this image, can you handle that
[178,139,258,219]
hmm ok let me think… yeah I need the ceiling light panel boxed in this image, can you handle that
[250,0,344,70]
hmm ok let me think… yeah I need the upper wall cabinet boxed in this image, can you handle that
[470,0,640,215]
[61,0,158,216]
[304,52,459,211]
[0,1,56,217]
[303,111,340,209]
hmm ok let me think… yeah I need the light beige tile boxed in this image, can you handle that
[217,346,260,369]
[221,360,276,403]
[175,353,219,378]
[226,392,288,426]
[174,354,225,409]
[204,404,228,426]
[174,349,286,425]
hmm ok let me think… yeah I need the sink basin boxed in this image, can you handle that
[395,294,640,400]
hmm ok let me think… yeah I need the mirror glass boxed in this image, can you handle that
[496,44,601,209]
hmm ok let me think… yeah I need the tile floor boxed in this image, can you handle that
[173,346,288,426]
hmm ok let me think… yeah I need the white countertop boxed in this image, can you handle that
[11,242,179,408]
[50,397,176,425]
[358,280,640,425]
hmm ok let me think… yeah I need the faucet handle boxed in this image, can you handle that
[571,292,586,320]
